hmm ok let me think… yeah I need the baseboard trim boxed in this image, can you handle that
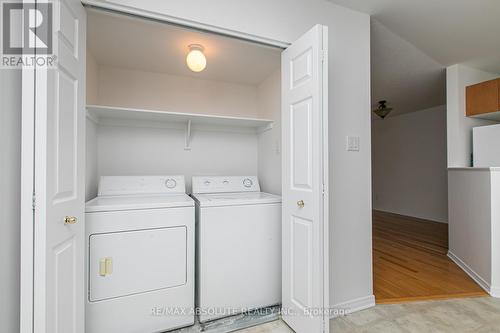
[330,295,375,318]
[489,286,500,298]
[447,251,496,296]
[373,209,448,224]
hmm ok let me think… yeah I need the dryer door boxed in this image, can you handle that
[89,227,187,302]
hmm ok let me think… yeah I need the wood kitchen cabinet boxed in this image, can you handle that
[466,78,500,120]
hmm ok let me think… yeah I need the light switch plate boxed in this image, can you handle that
[346,136,360,152]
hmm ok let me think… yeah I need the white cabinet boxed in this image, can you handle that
[473,124,500,167]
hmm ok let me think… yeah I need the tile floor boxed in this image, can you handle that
[236,297,500,333]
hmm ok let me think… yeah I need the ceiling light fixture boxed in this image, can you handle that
[373,100,393,119]
[186,44,207,72]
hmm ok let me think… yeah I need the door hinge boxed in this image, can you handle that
[32,193,36,210]
[321,49,327,62]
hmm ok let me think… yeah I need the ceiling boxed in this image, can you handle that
[328,0,500,73]
[328,0,500,116]
[371,20,446,116]
[87,10,281,86]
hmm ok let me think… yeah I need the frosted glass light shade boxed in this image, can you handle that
[186,44,206,72]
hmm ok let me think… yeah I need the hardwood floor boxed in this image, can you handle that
[373,210,487,304]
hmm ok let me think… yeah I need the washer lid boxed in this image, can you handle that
[85,194,194,213]
[192,192,281,207]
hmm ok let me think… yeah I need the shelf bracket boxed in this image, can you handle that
[184,120,192,150]
[257,122,274,134]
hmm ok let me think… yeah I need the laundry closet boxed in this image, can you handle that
[84,8,283,333]
[85,9,282,201]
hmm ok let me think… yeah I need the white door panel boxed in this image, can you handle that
[28,1,87,332]
[282,25,328,333]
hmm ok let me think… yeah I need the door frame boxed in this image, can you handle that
[21,2,330,331]
[321,28,330,331]
[81,0,290,49]
[20,63,35,333]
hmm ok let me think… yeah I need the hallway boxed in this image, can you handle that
[373,210,487,304]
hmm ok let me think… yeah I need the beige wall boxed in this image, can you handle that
[86,50,99,104]
[95,65,259,118]
[85,62,278,197]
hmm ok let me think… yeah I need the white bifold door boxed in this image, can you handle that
[21,0,87,332]
[281,25,329,333]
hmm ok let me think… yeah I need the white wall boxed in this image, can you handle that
[491,171,500,296]
[326,11,373,309]
[257,70,281,195]
[446,64,498,167]
[372,105,448,223]
[0,70,21,333]
[96,124,259,194]
[86,119,99,201]
[97,66,259,118]
[448,168,500,296]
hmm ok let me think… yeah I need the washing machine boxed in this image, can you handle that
[85,176,195,333]
[191,176,282,323]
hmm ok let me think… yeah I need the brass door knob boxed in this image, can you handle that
[297,200,305,208]
[64,216,77,225]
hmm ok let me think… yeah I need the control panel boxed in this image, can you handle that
[98,176,186,196]
[192,176,260,194]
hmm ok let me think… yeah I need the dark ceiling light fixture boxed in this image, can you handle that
[373,100,393,119]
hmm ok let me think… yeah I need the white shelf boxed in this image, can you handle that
[86,105,274,129]
[86,105,274,150]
